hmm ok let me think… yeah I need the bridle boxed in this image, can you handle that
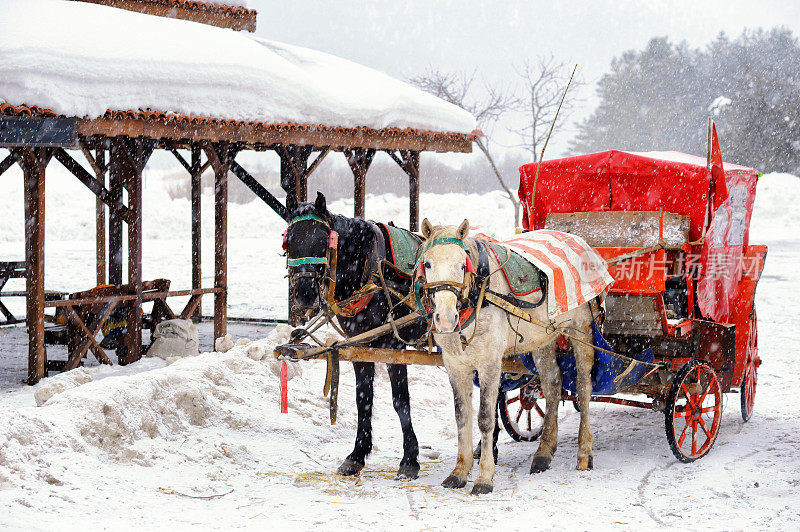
[285,214,332,308]
[285,213,381,319]
[414,237,479,327]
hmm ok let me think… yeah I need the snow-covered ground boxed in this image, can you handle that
[1,168,799,530]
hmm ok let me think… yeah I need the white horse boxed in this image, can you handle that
[418,219,600,495]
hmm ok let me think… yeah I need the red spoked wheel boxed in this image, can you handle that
[499,379,545,442]
[741,308,759,422]
[665,360,723,462]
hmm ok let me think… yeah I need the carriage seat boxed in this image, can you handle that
[544,211,690,249]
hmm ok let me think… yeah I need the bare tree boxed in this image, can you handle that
[409,69,522,226]
[513,56,583,159]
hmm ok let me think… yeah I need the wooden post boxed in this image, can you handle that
[278,145,313,212]
[124,139,143,365]
[115,137,154,365]
[404,150,420,231]
[108,143,125,286]
[20,148,47,384]
[95,148,107,285]
[190,144,202,322]
[278,145,313,326]
[345,148,375,219]
[203,142,232,342]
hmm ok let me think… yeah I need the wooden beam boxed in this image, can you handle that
[51,148,131,220]
[190,144,202,322]
[0,153,15,178]
[404,151,421,231]
[95,148,107,285]
[277,145,313,210]
[78,118,475,154]
[123,138,151,365]
[229,159,288,220]
[345,148,375,219]
[19,148,47,384]
[108,143,125,285]
[203,142,231,342]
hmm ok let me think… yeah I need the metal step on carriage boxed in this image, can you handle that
[276,135,767,464]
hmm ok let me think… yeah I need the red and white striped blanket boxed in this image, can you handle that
[471,227,614,317]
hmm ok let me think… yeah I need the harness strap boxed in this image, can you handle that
[287,257,328,267]
[289,214,329,227]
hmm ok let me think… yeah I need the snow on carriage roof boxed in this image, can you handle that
[0,0,476,135]
[629,150,757,172]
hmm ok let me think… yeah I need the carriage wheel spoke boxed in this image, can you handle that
[691,424,698,455]
[677,422,690,448]
[506,395,520,405]
[527,410,532,432]
[515,407,524,424]
[534,402,545,418]
[681,382,695,407]
[698,417,712,440]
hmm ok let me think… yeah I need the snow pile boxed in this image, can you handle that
[0,0,475,134]
[33,367,93,407]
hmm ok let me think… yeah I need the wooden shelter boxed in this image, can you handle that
[0,2,475,385]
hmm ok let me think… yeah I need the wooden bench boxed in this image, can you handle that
[43,280,218,371]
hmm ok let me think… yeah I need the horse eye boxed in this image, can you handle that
[461,263,466,271]
[424,261,431,270]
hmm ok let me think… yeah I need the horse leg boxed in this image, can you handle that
[530,343,561,474]
[387,363,420,479]
[442,363,474,489]
[572,328,595,471]
[473,361,502,494]
[473,388,500,465]
[338,361,374,476]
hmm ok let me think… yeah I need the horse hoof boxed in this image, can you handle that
[396,462,420,480]
[337,459,364,476]
[577,455,594,471]
[441,474,467,489]
[530,456,551,474]
[471,482,493,495]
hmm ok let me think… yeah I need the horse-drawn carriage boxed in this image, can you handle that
[502,148,766,462]
[276,138,766,487]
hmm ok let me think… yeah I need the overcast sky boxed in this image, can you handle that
[251,0,800,160]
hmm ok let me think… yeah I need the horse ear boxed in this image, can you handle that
[421,218,433,239]
[314,191,327,214]
[457,219,470,240]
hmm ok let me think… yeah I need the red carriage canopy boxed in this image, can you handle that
[518,150,760,323]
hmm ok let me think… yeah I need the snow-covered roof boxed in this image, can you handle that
[0,0,477,137]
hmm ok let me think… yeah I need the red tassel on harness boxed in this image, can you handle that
[281,229,288,251]
[416,261,425,278]
[465,256,475,274]
[328,230,339,249]
[280,359,288,414]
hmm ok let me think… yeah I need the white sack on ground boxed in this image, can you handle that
[145,319,199,360]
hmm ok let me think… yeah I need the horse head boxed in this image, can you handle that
[418,218,474,333]
[284,192,333,313]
